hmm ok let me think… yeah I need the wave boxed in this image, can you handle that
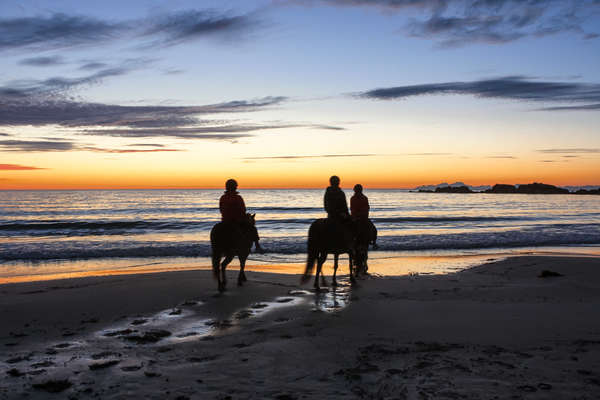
[0,215,546,236]
[2,224,599,261]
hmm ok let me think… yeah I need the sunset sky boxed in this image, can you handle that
[1,0,599,189]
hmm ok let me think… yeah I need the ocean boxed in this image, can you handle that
[1,189,600,282]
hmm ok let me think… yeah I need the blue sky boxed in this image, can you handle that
[0,0,599,188]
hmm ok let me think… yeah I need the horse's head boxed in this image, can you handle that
[246,213,256,226]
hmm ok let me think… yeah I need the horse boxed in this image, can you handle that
[210,213,256,292]
[352,218,372,277]
[301,218,356,290]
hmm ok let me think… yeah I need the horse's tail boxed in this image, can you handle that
[302,221,319,283]
[210,225,220,279]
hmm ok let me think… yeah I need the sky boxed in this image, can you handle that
[0,0,599,189]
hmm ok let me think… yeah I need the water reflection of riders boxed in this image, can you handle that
[219,179,264,254]
[350,184,378,249]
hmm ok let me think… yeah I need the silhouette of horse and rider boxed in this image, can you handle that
[210,176,377,292]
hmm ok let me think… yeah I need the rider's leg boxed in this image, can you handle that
[251,226,265,253]
[369,219,379,249]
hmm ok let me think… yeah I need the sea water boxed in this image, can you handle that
[1,189,599,281]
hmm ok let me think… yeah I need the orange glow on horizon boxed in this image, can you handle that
[1,152,598,190]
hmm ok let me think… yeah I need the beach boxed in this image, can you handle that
[2,255,599,399]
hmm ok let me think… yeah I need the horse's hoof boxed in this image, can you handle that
[242,275,248,282]
[332,280,338,287]
[350,277,357,285]
[237,280,243,287]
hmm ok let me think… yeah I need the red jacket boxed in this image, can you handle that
[350,193,370,219]
[219,191,246,223]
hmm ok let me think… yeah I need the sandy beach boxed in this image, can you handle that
[1,255,600,399]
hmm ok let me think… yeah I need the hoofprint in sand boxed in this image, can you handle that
[1,256,600,399]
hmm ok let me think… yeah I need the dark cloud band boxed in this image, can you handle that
[360,76,600,109]
[0,9,258,52]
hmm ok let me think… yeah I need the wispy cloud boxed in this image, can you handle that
[140,10,259,48]
[18,55,64,67]
[0,13,123,51]
[126,143,168,148]
[0,96,287,128]
[78,61,109,71]
[292,0,600,47]
[82,147,182,154]
[359,76,600,110]
[486,155,517,159]
[537,103,600,111]
[0,10,260,52]
[77,121,341,139]
[0,139,182,153]
[240,153,377,160]
[0,66,134,101]
[0,163,46,170]
[240,152,450,160]
[537,148,600,154]
[0,140,75,152]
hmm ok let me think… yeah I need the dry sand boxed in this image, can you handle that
[1,255,599,399]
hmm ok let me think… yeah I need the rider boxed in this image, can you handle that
[324,175,349,220]
[219,179,264,253]
[350,184,378,249]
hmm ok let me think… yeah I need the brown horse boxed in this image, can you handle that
[301,218,356,290]
[210,213,256,292]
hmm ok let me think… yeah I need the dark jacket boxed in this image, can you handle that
[324,186,349,219]
[350,193,370,219]
[219,191,246,223]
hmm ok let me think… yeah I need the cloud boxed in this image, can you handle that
[0,96,287,127]
[538,103,600,111]
[359,76,600,109]
[486,155,517,159]
[126,143,167,147]
[240,152,449,160]
[77,121,340,139]
[78,61,109,71]
[537,148,600,153]
[0,10,260,52]
[0,133,11,137]
[82,147,182,153]
[19,56,64,67]
[291,0,600,46]
[403,152,452,156]
[240,153,378,160]
[0,140,75,151]
[0,13,123,51]
[0,163,46,170]
[0,66,133,101]
[140,10,258,47]
[0,139,182,153]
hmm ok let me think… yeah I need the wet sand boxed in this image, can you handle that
[1,255,600,399]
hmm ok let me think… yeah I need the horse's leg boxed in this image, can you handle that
[238,252,248,286]
[220,254,234,292]
[332,253,339,287]
[349,252,357,285]
[314,252,326,290]
[319,253,328,287]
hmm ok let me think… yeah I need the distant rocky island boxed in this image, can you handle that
[413,182,600,195]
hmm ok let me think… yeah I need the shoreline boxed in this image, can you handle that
[2,245,600,285]
[1,254,600,398]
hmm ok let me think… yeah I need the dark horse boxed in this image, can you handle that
[353,219,372,277]
[301,218,356,290]
[210,213,256,292]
